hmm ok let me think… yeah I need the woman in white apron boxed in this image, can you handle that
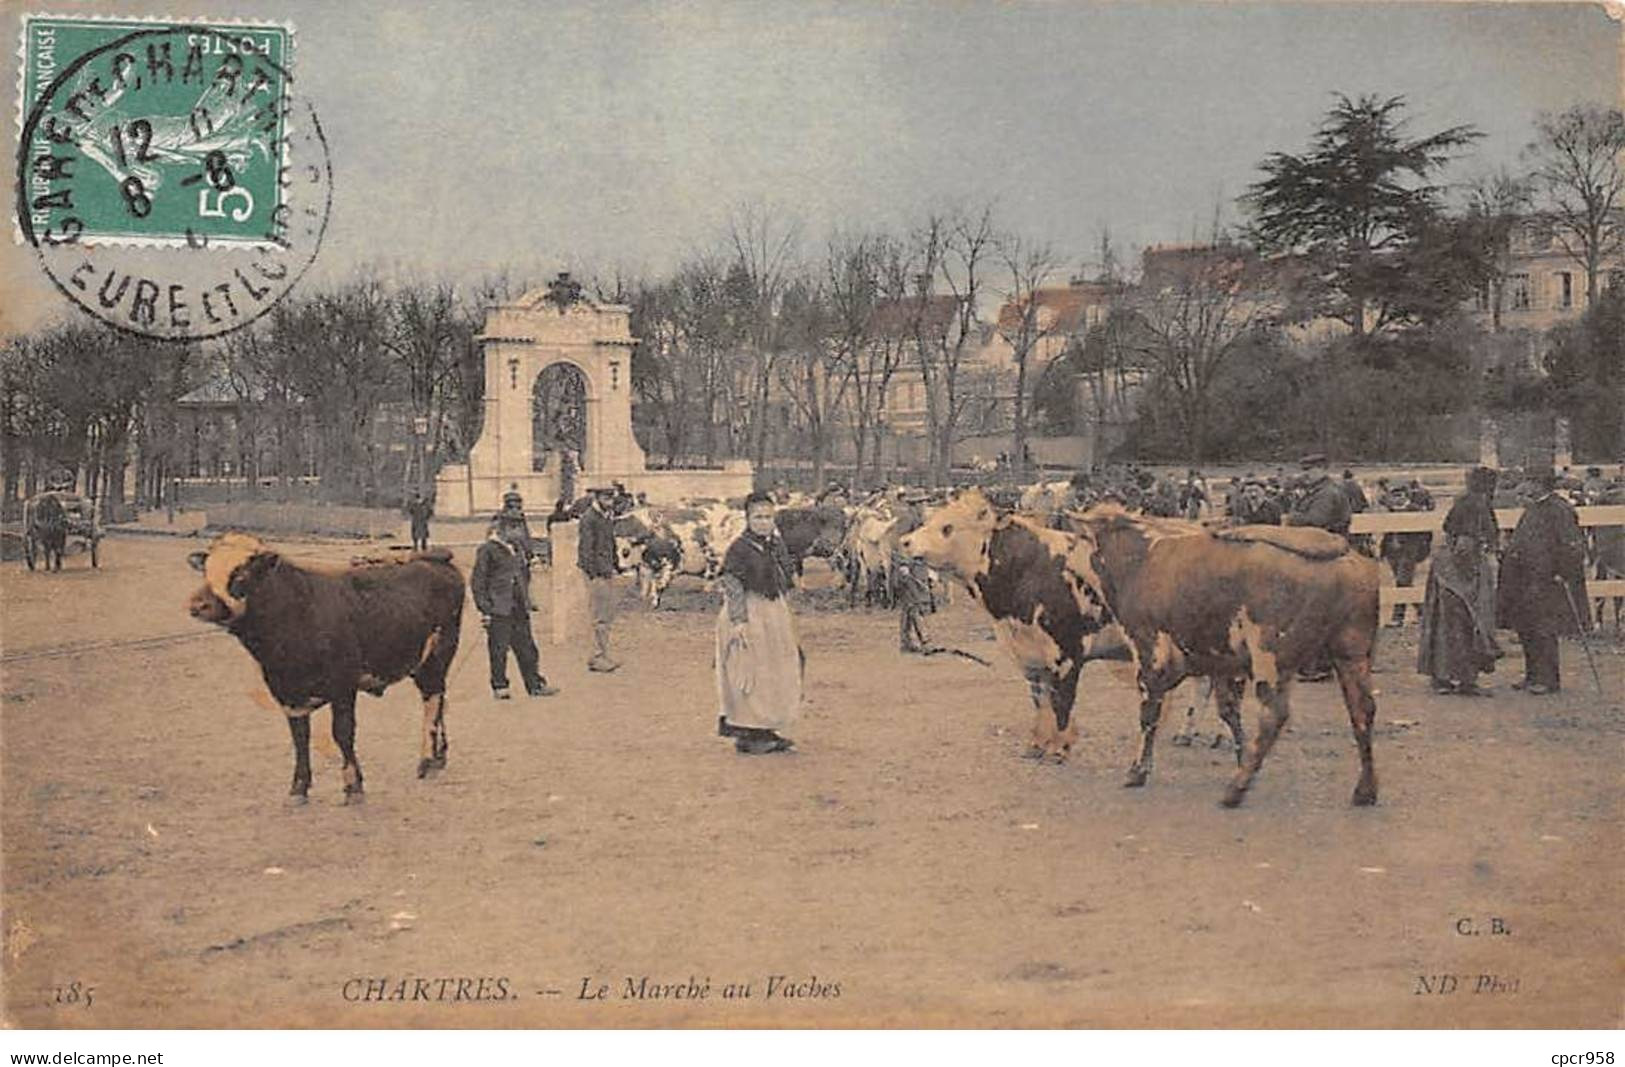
[716,492,805,754]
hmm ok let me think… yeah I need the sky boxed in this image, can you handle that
[3,0,1620,328]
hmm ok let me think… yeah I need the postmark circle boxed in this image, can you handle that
[15,21,331,342]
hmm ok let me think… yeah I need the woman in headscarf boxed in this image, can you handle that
[1417,466,1502,695]
[716,491,805,754]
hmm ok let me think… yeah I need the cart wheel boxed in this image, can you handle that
[24,535,37,571]
[90,538,100,568]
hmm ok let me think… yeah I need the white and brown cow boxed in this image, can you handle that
[898,489,1130,761]
[186,532,465,803]
[1065,507,1382,807]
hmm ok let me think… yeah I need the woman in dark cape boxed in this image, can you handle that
[716,492,805,754]
[1418,466,1502,694]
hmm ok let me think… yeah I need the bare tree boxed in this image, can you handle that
[913,205,994,484]
[1128,241,1284,461]
[774,273,847,490]
[1525,103,1625,305]
[382,279,470,495]
[823,229,909,489]
[1462,168,1533,332]
[996,233,1063,480]
[725,203,802,469]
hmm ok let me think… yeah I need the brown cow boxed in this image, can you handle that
[1064,507,1381,807]
[187,532,465,803]
[898,489,1132,760]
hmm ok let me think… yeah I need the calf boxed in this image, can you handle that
[1065,508,1381,807]
[186,532,465,803]
[898,489,1129,760]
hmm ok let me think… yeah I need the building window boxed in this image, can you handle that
[1509,273,1531,310]
[1559,272,1573,309]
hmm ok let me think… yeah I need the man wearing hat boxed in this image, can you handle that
[1232,480,1282,526]
[892,490,935,653]
[405,490,433,552]
[578,486,622,673]
[1497,467,1590,694]
[1285,454,1353,536]
[1286,453,1353,681]
[472,503,559,700]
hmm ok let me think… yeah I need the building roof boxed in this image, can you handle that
[866,293,964,338]
[993,281,1121,335]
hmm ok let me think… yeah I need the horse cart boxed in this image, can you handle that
[22,491,102,571]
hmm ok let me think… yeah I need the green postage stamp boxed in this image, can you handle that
[18,13,293,246]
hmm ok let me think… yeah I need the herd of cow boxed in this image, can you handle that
[602,491,930,611]
[185,472,1391,813]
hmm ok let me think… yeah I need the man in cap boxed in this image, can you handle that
[892,490,935,653]
[1232,479,1282,526]
[1285,453,1353,536]
[1379,480,1436,626]
[1286,453,1353,681]
[472,504,559,700]
[1497,467,1590,694]
[578,486,622,673]
[405,489,434,552]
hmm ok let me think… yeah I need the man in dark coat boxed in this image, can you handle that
[472,515,558,700]
[1286,454,1353,536]
[1379,481,1436,626]
[578,487,621,673]
[1286,453,1352,680]
[1497,468,1590,694]
[1231,481,1283,526]
[405,490,434,552]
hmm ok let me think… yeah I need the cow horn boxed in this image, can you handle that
[187,550,208,573]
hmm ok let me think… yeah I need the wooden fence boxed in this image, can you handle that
[1349,505,1625,607]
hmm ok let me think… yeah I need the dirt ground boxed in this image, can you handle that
[2,534,1620,1028]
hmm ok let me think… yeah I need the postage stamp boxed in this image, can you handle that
[13,13,329,340]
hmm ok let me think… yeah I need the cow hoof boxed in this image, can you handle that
[417,759,433,779]
[1171,734,1193,748]
[1020,745,1045,761]
[1352,787,1378,807]
[1219,786,1246,808]
[342,790,365,806]
[1123,767,1149,788]
[287,793,309,807]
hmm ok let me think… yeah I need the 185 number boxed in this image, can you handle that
[52,980,94,1008]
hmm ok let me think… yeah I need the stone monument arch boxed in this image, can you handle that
[435,273,752,516]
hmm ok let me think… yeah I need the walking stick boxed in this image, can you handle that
[1559,578,1605,696]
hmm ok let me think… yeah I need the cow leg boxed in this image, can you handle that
[1333,655,1379,806]
[1222,677,1293,807]
[1023,670,1054,759]
[286,712,312,801]
[1171,677,1205,747]
[1048,665,1083,763]
[1123,682,1169,788]
[331,690,364,803]
[418,692,449,777]
[1214,676,1247,765]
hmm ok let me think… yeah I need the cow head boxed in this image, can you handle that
[187,531,280,626]
[898,489,997,581]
